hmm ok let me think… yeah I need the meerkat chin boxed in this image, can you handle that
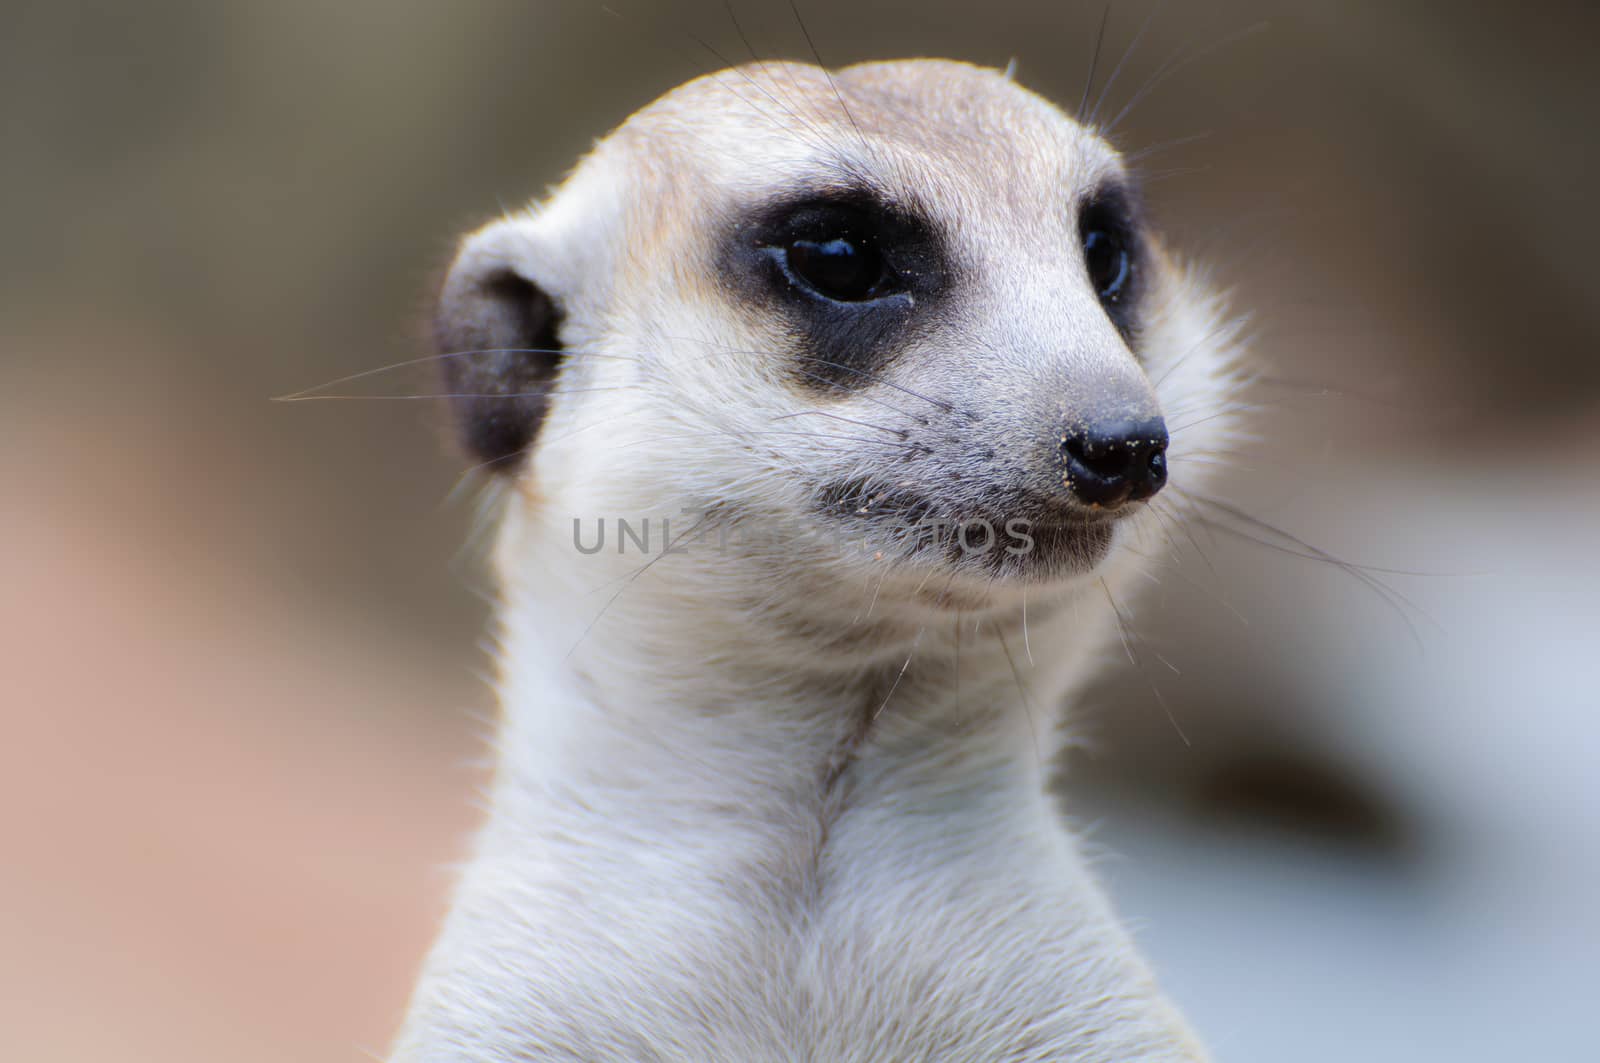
[394,59,1244,1062]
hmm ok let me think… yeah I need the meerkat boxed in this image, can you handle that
[392,59,1245,1062]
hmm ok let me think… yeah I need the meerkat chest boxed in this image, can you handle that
[436,781,1171,1060]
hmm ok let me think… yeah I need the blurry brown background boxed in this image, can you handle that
[3,1,1597,1060]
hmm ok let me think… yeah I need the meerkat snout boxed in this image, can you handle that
[1060,415,1170,508]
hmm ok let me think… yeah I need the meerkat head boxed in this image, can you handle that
[434,59,1240,608]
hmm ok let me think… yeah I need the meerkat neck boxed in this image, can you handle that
[391,509,1205,1061]
[403,568,1203,1060]
[491,581,1056,830]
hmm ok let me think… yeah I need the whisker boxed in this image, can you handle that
[1150,497,1215,574]
[855,559,893,624]
[771,409,908,438]
[650,333,961,422]
[1124,129,1213,163]
[1178,492,1442,650]
[797,354,973,420]
[1169,396,1327,433]
[1021,589,1034,665]
[994,620,1043,768]
[438,450,525,512]
[1179,456,1253,471]
[1251,374,1425,413]
[1077,1,1115,121]
[663,0,841,155]
[1087,0,1168,129]
[564,509,733,660]
[1137,497,1185,567]
[1146,501,1250,625]
[1138,165,1214,185]
[785,0,875,160]
[600,1,843,159]
[792,364,931,423]
[871,626,925,723]
[273,347,578,401]
[1105,21,1270,137]
[1152,310,1253,390]
[746,429,926,452]
[1100,576,1190,746]
[273,385,639,402]
[1183,495,1447,580]
[704,2,838,152]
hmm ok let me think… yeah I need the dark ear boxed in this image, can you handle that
[434,222,566,470]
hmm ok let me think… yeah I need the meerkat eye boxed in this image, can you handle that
[1078,193,1141,318]
[1082,228,1130,303]
[786,235,888,302]
[759,202,904,304]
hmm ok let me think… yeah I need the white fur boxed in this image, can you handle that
[394,61,1244,1061]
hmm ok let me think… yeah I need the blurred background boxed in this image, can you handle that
[3,1,1597,1060]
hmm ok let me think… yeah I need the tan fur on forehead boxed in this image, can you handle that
[565,57,1134,331]
[611,59,1122,206]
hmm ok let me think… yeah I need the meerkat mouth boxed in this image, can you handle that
[813,477,1125,578]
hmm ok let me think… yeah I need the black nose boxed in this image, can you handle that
[1061,417,1169,507]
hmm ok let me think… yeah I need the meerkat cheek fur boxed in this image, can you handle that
[393,59,1245,1062]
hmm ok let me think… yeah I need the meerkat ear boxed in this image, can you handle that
[434,217,566,470]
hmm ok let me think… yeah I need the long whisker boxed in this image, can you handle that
[273,385,639,402]
[1177,492,1442,650]
[1021,589,1034,665]
[784,0,874,160]
[600,1,844,159]
[661,331,969,420]
[563,509,736,660]
[1152,310,1253,390]
[1077,1,1115,121]
[744,429,926,452]
[648,333,966,421]
[273,347,574,401]
[797,355,973,420]
[771,409,908,438]
[1100,576,1190,746]
[1124,129,1213,164]
[1169,396,1329,433]
[792,364,931,424]
[1182,495,1447,580]
[1087,0,1169,129]
[710,60,845,158]
[1145,500,1253,626]
[1137,497,1185,567]
[1137,164,1215,185]
[1105,21,1270,137]
[994,621,1043,768]
[871,626,925,723]
[697,5,838,152]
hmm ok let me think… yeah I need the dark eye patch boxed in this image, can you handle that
[724,188,948,392]
[1077,185,1146,339]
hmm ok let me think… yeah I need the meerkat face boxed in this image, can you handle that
[435,60,1237,599]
